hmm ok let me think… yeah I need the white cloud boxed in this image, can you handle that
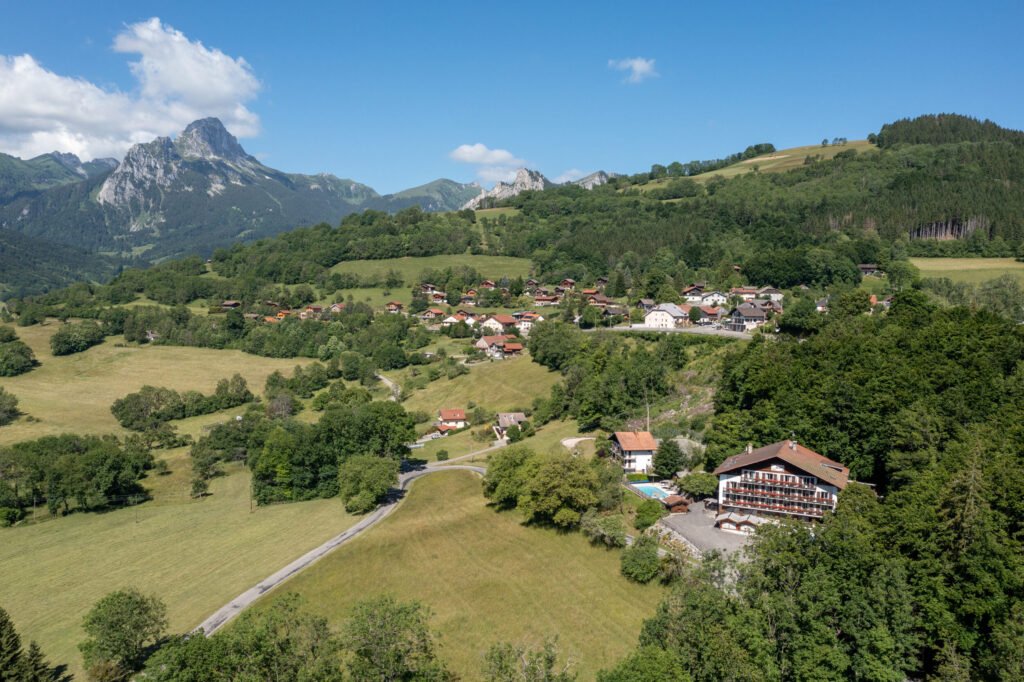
[554,168,584,183]
[608,57,658,84]
[0,18,260,161]
[449,142,525,184]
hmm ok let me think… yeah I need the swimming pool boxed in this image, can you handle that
[634,484,669,499]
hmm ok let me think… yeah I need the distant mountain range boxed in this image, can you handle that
[0,117,613,296]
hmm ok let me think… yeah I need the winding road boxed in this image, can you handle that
[193,461,487,636]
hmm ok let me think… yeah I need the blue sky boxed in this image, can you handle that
[1,1,1021,192]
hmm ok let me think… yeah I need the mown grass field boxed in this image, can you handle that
[329,254,532,282]
[474,207,521,219]
[396,355,560,417]
[909,257,1024,285]
[0,322,311,445]
[0,449,358,679]
[640,139,877,191]
[257,471,661,680]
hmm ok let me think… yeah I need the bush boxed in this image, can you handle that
[435,449,449,462]
[0,387,19,426]
[634,499,667,530]
[620,535,661,583]
[50,321,105,355]
[580,509,627,547]
[0,329,36,377]
[0,507,25,527]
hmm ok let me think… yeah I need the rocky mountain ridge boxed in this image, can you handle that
[461,168,615,209]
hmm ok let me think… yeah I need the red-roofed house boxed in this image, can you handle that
[475,334,515,351]
[438,409,468,429]
[713,440,850,524]
[609,431,658,474]
[385,301,403,314]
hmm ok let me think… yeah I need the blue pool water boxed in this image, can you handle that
[634,484,669,499]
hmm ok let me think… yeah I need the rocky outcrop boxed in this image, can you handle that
[572,170,615,190]
[461,169,553,209]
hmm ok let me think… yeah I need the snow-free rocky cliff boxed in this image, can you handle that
[461,168,615,209]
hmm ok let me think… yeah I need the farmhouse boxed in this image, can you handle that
[730,287,758,301]
[756,286,784,302]
[713,440,850,525]
[420,307,446,321]
[585,293,614,308]
[644,303,689,328]
[493,412,528,439]
[475,334,515,351]
[438,409,468,429]
[533,294,560,306]
[385,301,403,314]
[515,311,544,335]
[609,431,658,474]
[481,314,517,334]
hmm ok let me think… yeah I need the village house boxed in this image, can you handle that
[681,284,705,303]
[698,305,723,324]
[475,334,515,352]
[481,314,518,334]
[638,298,656,313]
[420,307,446,321]
[329,302,346,314]
[442,313,473,327]
[609,431,658,474]
[586,292,614,308]
[429,291,448,304]
[596,276,609,289]
[730,286,758,301]
[581,288,599,296]
[816,297,830,313]
[514,311,544,336]
[727,303,770,331]
[298,305,324,320]
[500,341,524,358]
[700,290,728,306]
[858,263,883,277]
[713,440,850,530]
[480,279,496,290]
[603,305,630,322]
[756,286,785,303]
[385,301,403,314]
[560,278,577,290]
[533,294,560,307]
[438,408,468,430]
[420,283,438,294]
[493,412,528,440]
[644,302,689,328]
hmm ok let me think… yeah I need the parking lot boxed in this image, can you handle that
[660,500,749,555]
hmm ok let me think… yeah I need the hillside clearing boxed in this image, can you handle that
[0,323,309,445]
[329,254,532,282]
[0,452,357,679]
[255,470,661,680]
[909,257,1024,285]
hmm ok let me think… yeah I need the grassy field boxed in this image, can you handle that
[329,254,532,282]
[640,139,877,191]
[474,207,521,219]
[910,257,1024,285]
[0,322,311,445]
[0,451,358,678]
[256,471,661,679]
[396,355,560,416]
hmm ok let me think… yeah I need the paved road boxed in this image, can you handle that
[582,325,752,341]
[193,464,486,636]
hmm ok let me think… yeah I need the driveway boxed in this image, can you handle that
[659,500,749,555]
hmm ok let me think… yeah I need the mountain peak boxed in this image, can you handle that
[175,118,249,162]
[461,168,552,209]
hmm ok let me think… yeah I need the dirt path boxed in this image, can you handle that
[193,464,486,636]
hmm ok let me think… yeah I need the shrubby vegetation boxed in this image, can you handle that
[79,589,167,680]
[49,321,104,356]
[0,387,19,427]
[0,435,153,516]
[0,605,66,681]
[110,375,253,430]
[0,326,36,377]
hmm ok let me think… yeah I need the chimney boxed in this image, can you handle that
[789,440,797,450]
[746,442,753,454]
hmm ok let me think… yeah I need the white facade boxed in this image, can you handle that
[480,318,506,334]
[624,452,653,473]
[717,464,840,520]
[644,303,688,328]
[701,291,728,306]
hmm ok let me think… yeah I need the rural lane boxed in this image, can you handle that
[193,462,486,636]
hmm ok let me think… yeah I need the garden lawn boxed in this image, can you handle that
[0,322,310,445]
[256,470,661,680]
[909,257,1024,285]
[0,461,357,679]
[397,354,559,416]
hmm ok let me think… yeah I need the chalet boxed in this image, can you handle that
[420,283,438,294]
[609,431,658,474]
[221,300,242,309]
[500,341,524,358]
[815,298,830,313]
[420,307,446,321]
[481,314,517,334]
[465,288,478,299]
[533,294,559,307]
[603,305,630,321]
[442,313,471,327]
[478,280,496,290]
[475,334,515,351]
[713,440,850,524]
[493,412,528,439]
[730,287,758,301]
[429,291,448,304]
[438,409,468,429]
[586,293,615,308]
[581,288,599,296]
[700,291,728,306]
[299,305,324,320]
[276,310,292,319]
[681,284,705,303]
[727,303,769,331]
[560,278,576,290]
[525,278,539,289]
[698,306,723,324]
[858,263,882,277]
[644,303,689,329]
[638,298,656,313]
[385,301,404,314]
[596,276,609,289]
[756,286,784,303]
[515,312,544,336]
[330,302,347,314]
